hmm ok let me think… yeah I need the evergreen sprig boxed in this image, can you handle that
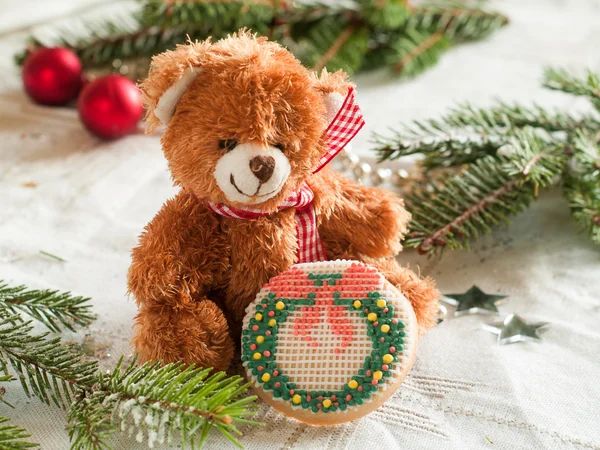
[15,0,508,78]
[408,1,509,42]
[388,29,451,76]
[404,132,565,256]
[0,315,98,408]
[563,130,600,243]
[0,281,95,332]
[374,112,506,168]
[0,417,37,450]
[544,67,600,110]
[68,357,258,449]
[375,67,600,256]
[0,280,259,449]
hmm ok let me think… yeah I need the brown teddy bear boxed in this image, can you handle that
[128,32,440,372]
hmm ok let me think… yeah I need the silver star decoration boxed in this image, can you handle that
[483,314,548,345]
[443,285,508,316]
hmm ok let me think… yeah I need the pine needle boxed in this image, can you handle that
[39,251,66,262]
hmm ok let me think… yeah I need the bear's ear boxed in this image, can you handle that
[139,39,211,134]
[153,67,201,127]
[312,69,354,127]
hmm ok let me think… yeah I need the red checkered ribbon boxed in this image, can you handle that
[207,88,364,263]
[314,87,365,173]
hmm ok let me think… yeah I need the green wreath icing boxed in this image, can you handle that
[241,271,406,413]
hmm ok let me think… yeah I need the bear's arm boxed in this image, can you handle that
[128,190,234,370]
[127,190,228,307]
[312,169,411,259]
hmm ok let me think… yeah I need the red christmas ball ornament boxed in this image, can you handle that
[22,47,83,105]
[77,75,143,140]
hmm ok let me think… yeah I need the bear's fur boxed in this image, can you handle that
[128,32,440,371]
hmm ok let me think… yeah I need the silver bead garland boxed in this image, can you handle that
[335,147,411,188]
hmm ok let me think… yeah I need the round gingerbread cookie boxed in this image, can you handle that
[241,260,418,425]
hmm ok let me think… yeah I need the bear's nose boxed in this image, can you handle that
[249,155,275,183]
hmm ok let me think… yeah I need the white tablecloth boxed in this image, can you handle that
[1,1,600,449]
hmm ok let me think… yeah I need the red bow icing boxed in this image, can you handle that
[207,87,365,263]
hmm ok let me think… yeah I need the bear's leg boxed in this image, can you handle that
[365,257,440,335]
[133,297,234,371]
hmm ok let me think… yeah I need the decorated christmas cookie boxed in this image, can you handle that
[241,260,418,425]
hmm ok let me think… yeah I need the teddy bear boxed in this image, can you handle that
[128,32,440,372]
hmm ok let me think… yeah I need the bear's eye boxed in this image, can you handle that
[274,143,285,151]
[219,139,238,152]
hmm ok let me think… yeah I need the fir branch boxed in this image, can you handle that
[15,0,507,77]
[0,315,98,408]
[373,112,507,167]
[391,29,450,76]
[358,0,410,31]
[0,417,38,450]
[404,131,565,256]
[563,131,600,244]
[442,102,600,133]
[0,310,259,448]
[409,1,509,42]
[1,379,16,407]
[139,0,277,33]
[563,180,600,244]
[294,18,370,74]
[58,24,191,70]
[68,357,259,449]
[374,66,600,255]
[375,131,502,168]
[0,281,95,333]
[570,130,600,182]
[16,0,279,70]
[544,67,600,110]
[374,100,600,168]
[311,24,358,71]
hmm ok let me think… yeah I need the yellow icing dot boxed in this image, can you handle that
[373,370,383,380]
[381,324,390,333]
[256,335,265,344]
[382,354,393,364]
[376,299,387,308]
[367,313,377,321]
[292,394,301,404]
[275,301,285,310]
[255,313,263,321]
[253,352,262,360]
[268,319,277,327]
[348,380,359,389]
[261,373,271,382]
[323,399,332,408]
[353,300,362,309]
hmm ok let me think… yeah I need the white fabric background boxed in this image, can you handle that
[1,0,600,449]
